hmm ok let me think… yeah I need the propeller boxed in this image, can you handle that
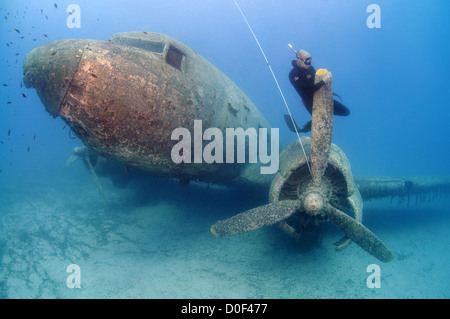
[309,69,333,187]
[211,70,394,262]
[210,200,303,237]
[326,204,394,262]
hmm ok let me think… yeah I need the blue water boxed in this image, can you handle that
[1,0,449,299]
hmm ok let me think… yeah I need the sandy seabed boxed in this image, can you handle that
[0,175,449,299]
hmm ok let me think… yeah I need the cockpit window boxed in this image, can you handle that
[141,40,165,53]
[166,45,185,71]
[114,38,165,53]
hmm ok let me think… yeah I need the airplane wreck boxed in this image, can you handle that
[23,31,272,189]
[23,32,450,262]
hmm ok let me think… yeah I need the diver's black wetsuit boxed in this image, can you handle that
[289,60,350,117]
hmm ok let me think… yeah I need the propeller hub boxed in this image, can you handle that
[303,191,324,214]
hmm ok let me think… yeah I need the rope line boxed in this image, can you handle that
[233,0,312,177]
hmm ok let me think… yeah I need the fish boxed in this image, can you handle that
[49,51,57,57]
[42,34,48,38]
[0,170,2,173]
[7,101,12,104]
[8,129,11,136]
[13,28,20,33]
[54,3,58,9]
[27,146,30,152]
[21,93,27,98]
[2,84,7,87]
[62,125,66,130]
[33,135,36,141]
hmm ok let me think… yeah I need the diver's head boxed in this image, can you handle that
[296,49,312,69]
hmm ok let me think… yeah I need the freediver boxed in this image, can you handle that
[286,49,350,133]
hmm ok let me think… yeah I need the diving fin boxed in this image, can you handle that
[284,114,311,133]
[284,114,299,133]
[284,114,308,133]
[300,120,311,133]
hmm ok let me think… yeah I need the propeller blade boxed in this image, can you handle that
[211,200,302,237]
[325,204,394,262]
[310,69,334,186]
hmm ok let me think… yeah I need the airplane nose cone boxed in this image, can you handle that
[23,39,86,118]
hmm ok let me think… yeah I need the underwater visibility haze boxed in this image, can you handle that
[0,0,449,299]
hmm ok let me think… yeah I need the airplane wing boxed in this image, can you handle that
[354,176,450,201]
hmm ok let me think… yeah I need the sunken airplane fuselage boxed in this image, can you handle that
[22,32,450,197]
[23,32,272,188]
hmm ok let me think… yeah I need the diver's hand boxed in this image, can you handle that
[323,72,332,84]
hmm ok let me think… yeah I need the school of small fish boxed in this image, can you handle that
[1,3,89,174]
